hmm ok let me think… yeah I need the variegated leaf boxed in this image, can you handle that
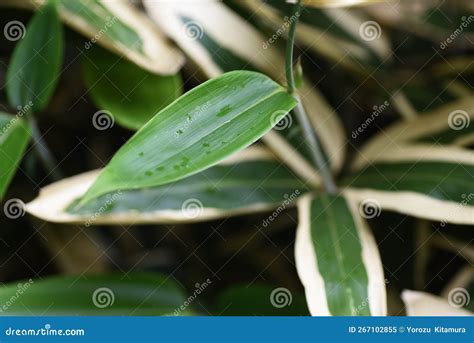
[242,0,391,72]
[347,146,474,224]
[295,193,387,315]
[26,147,309,225]
[2,0,185,75]
[354,97,474,170]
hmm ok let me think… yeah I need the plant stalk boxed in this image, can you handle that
[29,117,63,181]
[285,1,337,194]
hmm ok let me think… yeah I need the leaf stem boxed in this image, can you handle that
[285,1,337,194]
[29,117,63,181]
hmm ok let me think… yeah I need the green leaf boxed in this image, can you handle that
[144,0,346,178]
[79,71,297,205]
[346,147,474,224]
[6,2,63,112]
[0,113,30,200]
[26,148,308,224]
[82,47,183,130]
[214,284,309,316]
[0,273,186,316]
[295,193,386,316]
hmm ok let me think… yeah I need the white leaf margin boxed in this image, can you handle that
[295,192,387,316]
[25,147,303,225]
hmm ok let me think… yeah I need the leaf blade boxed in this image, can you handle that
[144,0,346,179]
[82,47,183,130]
[0,273,186,316]
[80,71,297,204]
[346,146,474,224]
[26,148,308,224]
[295,193,386,316]
[6,2,63,112]
[0,113,30,200]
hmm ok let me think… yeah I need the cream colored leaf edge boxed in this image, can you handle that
[241,1,365,74]
[295,192,387,316]
[25,147,296,225]
[401,290,472,316]
[345,188,474,225]
[354,133,474,174]
[349,147,474,224]
[242,1,391,70]
[366,2,474,45]
[2,0,184,75]
[354,96,474,169]
[144,0,346,178]
[347,146,474,224]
